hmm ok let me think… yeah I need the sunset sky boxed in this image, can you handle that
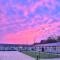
[0,0,60,44]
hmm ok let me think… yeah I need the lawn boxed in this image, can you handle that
[22,51,60,59]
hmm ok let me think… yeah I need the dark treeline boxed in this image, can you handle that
[40,35,60,44]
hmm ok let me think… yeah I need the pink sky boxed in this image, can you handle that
[0,0,60,44]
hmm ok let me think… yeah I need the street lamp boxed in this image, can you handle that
[34,37,40,60]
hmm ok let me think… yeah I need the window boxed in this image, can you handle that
[53,46,56,50]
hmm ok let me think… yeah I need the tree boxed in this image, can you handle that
[40,40,46,44]
[57,36,60,42]
[46,37,57,43]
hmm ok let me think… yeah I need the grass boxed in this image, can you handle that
[22,51,60,59]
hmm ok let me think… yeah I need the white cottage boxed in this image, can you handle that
[34,42,60,54]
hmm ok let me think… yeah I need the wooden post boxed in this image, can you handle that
[36,55,39,60]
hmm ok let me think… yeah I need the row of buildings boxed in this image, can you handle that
[0,42,60,54]
[0,44,33,51]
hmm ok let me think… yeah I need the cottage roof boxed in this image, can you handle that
[35,42,60,46]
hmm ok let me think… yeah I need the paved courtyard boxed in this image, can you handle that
[0,51,60,60]
[0,51,35,60]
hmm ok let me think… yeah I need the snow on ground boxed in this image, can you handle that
[0,51,35,60]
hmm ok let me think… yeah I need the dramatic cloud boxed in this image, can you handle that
[0,0,60,44]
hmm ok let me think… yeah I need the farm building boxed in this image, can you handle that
[33,42,60,54]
